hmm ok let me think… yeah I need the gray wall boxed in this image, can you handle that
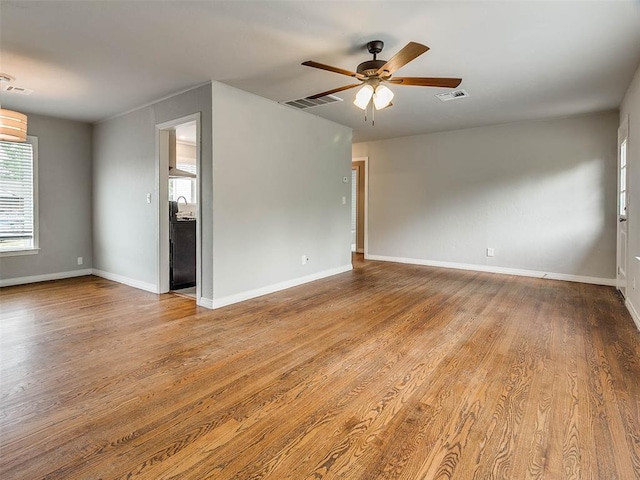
[621,63,640,317]
[0,113,93,281]
[211,82,353,301]
[92,81,350,305]
[353,111,618,280]
[92,84,213,296]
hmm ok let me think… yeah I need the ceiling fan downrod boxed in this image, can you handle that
[367,40,384,61]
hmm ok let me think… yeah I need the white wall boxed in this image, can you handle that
[210,82,353,305]
[620,63,640,328]
[92,84,213,296]
[0,113,93,285]
[353,111,618,283]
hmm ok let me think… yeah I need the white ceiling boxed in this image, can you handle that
[1,1,640,142]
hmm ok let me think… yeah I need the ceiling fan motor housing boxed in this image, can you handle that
[357,60,387,77]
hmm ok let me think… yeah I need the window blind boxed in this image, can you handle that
[0,140,34,246]
[176,162,196,175]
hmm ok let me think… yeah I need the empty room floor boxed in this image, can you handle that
[1,257,639,479]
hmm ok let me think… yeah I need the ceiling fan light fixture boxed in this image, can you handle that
[0,108,28,142]
[373,85,394,110]
[353,84,374,110]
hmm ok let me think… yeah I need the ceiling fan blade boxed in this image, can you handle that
[306,83,361,99]
[388,77,462,88]
[302,61,363,79]
[376,42,430,76]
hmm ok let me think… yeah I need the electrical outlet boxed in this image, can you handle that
[486,248,494,257]
[77,257,83,265]
[342,196,346,205]
[301,255,309,265]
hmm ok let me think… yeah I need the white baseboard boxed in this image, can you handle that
[625,298,640,332]
[197,297,214,309]
[212,264,353,309]
[91,269,157,293]
[365,254,616,287]
[0,269,93,288]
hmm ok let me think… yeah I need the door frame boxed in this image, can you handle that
[352,156,369,257]
[156,113,202,303]
[351,163,360,253]
[617,115,629,296]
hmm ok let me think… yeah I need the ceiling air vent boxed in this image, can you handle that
[1,85,34,96]
[435,89,469,102]
[280,94,343,110]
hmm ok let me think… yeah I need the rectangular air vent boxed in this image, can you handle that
[1,85,34,95]
[435,89,469,102]
[280,94,343,110]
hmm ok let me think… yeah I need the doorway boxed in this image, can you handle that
[156,113,201,303]
[352,156,368,255]
[617,116,629,297]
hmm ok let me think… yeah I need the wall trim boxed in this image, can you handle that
[97,82,211,124]
[91,269,157,293]
[0,269,93,288]
[198,297,214,309]
[212,264,353,309]
[366,254,616,287]
[625,298,640,332]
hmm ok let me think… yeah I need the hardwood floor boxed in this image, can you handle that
[1,256,639,479]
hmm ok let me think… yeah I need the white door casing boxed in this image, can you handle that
[352,156,369,257]
[156,113,202,303]
[617,116,629,297]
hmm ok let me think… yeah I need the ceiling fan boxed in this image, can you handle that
[302,40,462,117]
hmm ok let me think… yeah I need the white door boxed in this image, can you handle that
[617,117,629,297]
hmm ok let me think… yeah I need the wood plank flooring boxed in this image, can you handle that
[1,256,640,479]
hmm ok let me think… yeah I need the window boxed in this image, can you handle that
[169,162,197,203]
[0,137,38,254]
[168,165,197,203]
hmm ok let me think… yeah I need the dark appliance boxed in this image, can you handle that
[169,201,196,290]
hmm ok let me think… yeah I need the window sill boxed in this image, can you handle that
[0,248,40,258]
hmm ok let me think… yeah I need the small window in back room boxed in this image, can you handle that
[169,170,196,203]
[169,131,198,204]
[0,137,38,254]
[169,135,197,203]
